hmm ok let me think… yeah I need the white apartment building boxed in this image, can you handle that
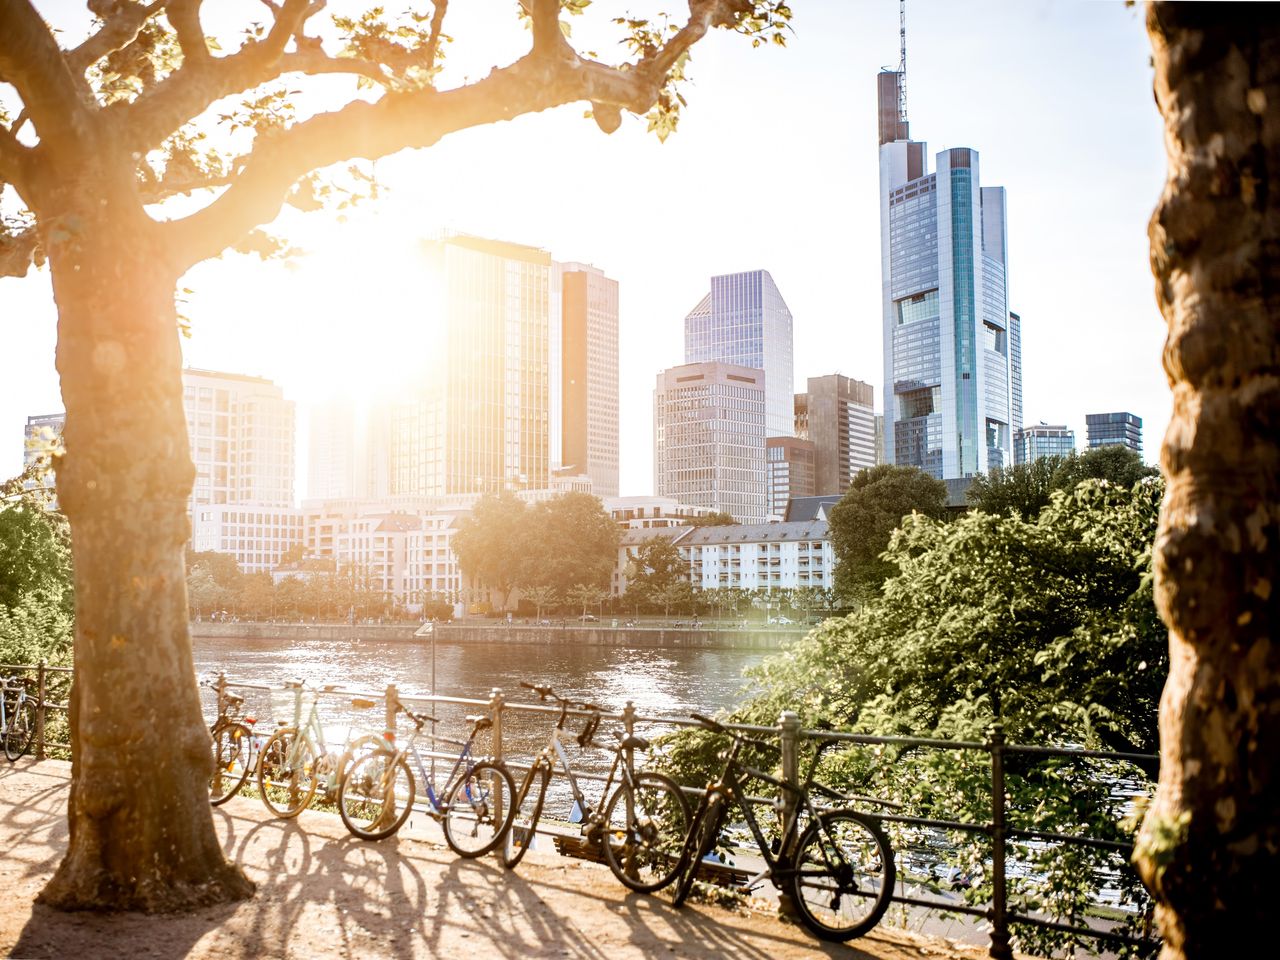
[680,521,835,593]
[191,504,304,574]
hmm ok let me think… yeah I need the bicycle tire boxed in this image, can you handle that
[209,721,252,805]
[442,760,517,859]
[501,761,550,869]
[257,727,319,818]
[3,698,36,762]
[790,810,896,942]
[601,772,691,893]
[672,794,726,907]
[338,749,415,840]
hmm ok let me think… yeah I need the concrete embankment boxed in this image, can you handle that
[189,620,799,651]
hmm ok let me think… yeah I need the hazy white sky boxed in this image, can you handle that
[0,0,1167,497]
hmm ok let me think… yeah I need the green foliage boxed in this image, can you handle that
[828,464,948,602]
[0,498,73,619]
[662,478,1165,955]
[452,491,528,606]
[454,491,619,609]
[0,591,73,667]
[623,537,684,608]
[519,492,620,595]
[968,447,1158,520]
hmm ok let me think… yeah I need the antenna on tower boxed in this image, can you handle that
[898,0,908,124]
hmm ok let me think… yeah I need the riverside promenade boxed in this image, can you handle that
[0,760,998,960]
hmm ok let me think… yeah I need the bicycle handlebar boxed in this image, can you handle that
[519,681,603,715]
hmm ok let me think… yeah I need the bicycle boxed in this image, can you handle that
[204,678,259,805]
[337,693,516,856]
[669,713,896,943]
[255,681,384,818]
[502,682,691,893]
[1,675,36,762]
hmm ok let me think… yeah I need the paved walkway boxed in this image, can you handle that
[0,760,997,959]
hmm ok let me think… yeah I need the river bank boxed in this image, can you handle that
[190,620,800,651]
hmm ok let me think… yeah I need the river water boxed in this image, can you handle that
[194,634,768,803]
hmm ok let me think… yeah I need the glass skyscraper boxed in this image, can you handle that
[879,70,1015,480]
[1015,423,1076,465]
[1086,412,1143,458]
[684,270,794,438]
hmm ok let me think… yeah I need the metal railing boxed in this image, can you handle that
[3,663,1160,959]
[1,661,73,759]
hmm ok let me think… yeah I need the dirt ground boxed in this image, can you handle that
[1,759,997,959]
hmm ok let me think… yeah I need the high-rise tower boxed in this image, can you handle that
[879,59,1014,479]
[560,262,620,497]
[684,270,794,438]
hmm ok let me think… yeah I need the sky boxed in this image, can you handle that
[0,0,1168,499]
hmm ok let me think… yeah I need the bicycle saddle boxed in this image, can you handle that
[465,714,493,732]
[612,730,650,752]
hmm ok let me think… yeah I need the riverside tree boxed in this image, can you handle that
[1135,6,1280,956]
[0,0,792,912]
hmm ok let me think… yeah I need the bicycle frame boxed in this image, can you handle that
[523,712,636,835]
[395,724,484,817]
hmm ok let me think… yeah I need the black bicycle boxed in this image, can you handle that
[205,679,257,805]
[502,682,691,892]
[670,713,896,942]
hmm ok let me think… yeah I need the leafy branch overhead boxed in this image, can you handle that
[0,0,791,278]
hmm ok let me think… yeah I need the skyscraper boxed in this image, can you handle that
[391,234,552,497]
[766,435,816,519]
[793,374,876,495]
[879,68,1015,480]
[1086,412,1143,458]
[654,362,766,523]
[684,270,794,438]
[1015,423,1076,465]
[308,396,358,500]
[560,262,620,497]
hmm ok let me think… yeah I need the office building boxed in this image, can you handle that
[560,262,620,497]
[308,396,358,500]
[879,66,1015,480]
[766,436,816,519]
[794,375,876,495]
[1014,423,1076,465]
[1086,412,1143,457]
[1009,311,1024,440]
[391,234,552,497]
[183,368,295,509]
[654,361,767,523]
[21,412,64,502]
[684,270,795,438]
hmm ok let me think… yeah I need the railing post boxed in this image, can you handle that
[35,660,46,760]
[385,683,398,740]
[778,710,802,918]
[989,722,1013,960]
[623,700,637,824]
[216,671,227,716]
[489,687,505,821]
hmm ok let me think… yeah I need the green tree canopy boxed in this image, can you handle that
[0,499,73,617]
[828,464,948,601]
[968,446,1159,519]
[451,491,528,607]
[623,536,686,608]
[688,511,736,527]
[519,492,620,595]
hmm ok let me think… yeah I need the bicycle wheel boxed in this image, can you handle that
[3,698,36,762]
[209,721,252,805]
[672,794,726,907]
[601,772,691,893]
[339,749,415,840]
[501,761,550,869]
[257,727,319,818]
[442,760,516,859]
[790,810,896,941]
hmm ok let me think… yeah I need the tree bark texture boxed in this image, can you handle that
[32,135,253,910]
[1138,5,1279,957]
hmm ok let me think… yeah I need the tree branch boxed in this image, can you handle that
[117,0,324,155]
[423,0,448,75]
[529,0,571,59]
[161,0,753,271]
[0,227,40,279]
[165,0,209,64]
[0,1,92,151]
[67,1,166,73]
[0,122,31,192]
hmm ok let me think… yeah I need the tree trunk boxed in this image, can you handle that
[1136,6,1279,956]
[35,172,253,910]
